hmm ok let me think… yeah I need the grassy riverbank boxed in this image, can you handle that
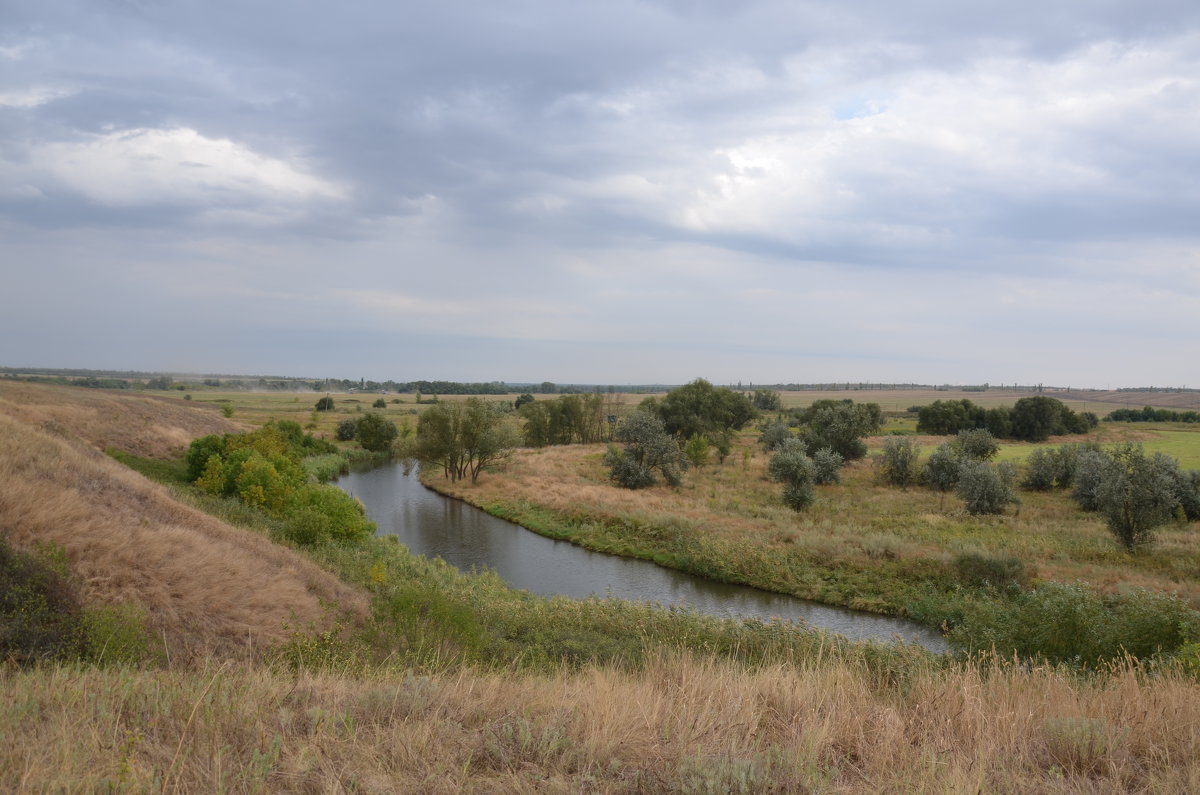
[426,436,1200,607]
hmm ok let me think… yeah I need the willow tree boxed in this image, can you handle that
[414,398,518,483]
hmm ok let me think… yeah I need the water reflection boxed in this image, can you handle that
[336,461,947,651]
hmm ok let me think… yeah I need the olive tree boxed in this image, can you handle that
[1088,446,1182,551]
[811,447,844,485]
[794,400,883,462]
[955,460,1018,515]
[768,439,816,511]
[878,436,922,488]
[955,429,999,461]
[604,409,686,489]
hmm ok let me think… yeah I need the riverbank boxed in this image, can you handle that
[422,440,1200,659]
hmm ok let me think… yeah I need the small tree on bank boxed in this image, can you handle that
[768,439,816,511]
[355,412,400,453]
[604,410,687,489]
[956,460,1019,515]
[1084,445,1182,551]
[414,398,518,483]
[878,436,921,488]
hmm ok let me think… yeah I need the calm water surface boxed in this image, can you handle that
[336,461,947,652]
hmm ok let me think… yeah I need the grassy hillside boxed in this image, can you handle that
[0,387,366,661]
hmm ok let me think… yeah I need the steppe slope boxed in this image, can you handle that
[0,383,367,660]
[0,380,242,458]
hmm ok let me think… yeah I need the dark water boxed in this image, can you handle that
[336,461,947,651]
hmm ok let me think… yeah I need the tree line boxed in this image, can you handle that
[916,396,1098,441]
[1105,407,1200,423]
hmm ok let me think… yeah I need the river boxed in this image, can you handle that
[336,461,947,651]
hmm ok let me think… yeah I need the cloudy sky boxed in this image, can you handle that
[3,1,1198,387]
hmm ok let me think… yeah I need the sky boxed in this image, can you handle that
[2,0,1198,387]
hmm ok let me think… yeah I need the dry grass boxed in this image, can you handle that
[0,412,368,661]
[3,652,1197,792]
[0,381,243,459]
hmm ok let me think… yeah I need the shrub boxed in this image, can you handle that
[793,400,882,461]
[286,484,376,543]
[1094,446,1181,551]
[605,410,686,489]
[315,395,335,411]
[955,428,999,461]
[301,453,349,483]
[335,417,360,441]
[1021,448,1058,491]
[758,421,792,452]
[1052,443,1097,488]
[603,447,657,489]
[878,436,921,488]
[1071,449,1108,511]
[781,482,816,511]
[372,397,387,409]
[810,447,843,485]
[356,411,399,453]
[1174,469,1200,521]
[923,442,960,495]
[768,439,816,512]
[683,434,710,468]
[955,460,1017,515]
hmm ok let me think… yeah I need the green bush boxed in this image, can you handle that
[878,436,921,488]
[1094,447,1181,550]
[955,460,1017,515]
[355,412,399,453]
[1071,449,1108,511]
[810,447,843,485]
[287,484,376,543]
[372,397,387,409]
[605,410,686,489]
[1174,469,1200,521]
[0,538,151,666]
[683,434,710,468]
[758,421,791,452]
[315,395,335,411]
[769,439,816,511]
[603,446,656,489]
[922,442,960,495]
[955,428,998,461]
[81,603,152,665]
[1021,448,1058,491]
[335,417,359,441]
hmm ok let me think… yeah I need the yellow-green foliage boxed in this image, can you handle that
[186,423,373,544]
